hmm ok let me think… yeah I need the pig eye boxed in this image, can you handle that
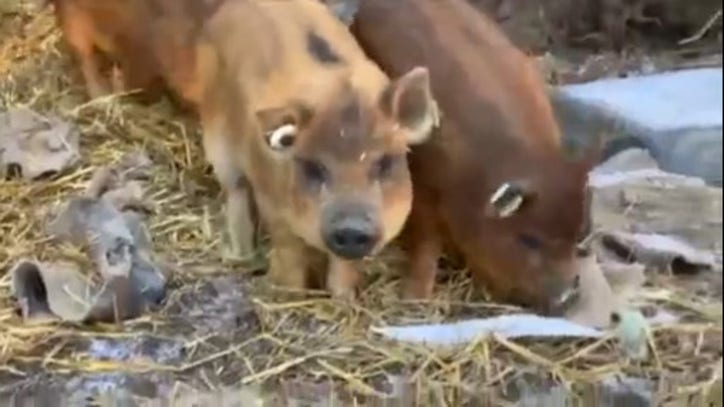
[518,234,543,250]
[297,158,328,186]
[371,154,398,180]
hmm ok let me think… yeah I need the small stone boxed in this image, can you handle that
[612,309,650,361]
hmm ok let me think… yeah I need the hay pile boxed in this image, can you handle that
[1,2,722,405]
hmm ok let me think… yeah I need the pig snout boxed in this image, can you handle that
[322,204,380,260]
[542,273,581,316]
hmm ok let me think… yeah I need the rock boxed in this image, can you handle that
[565,255,646,329]
[513,374,654,406]
[596,231,718,273]
[594,376,653,407]
[593,148,659,173]
[553,68,723,186]
[588,150,722,257]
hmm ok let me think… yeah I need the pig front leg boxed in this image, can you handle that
[326,257,361,300]
[63,24,110,99]
[225,177,257,260]
[79,54,111,99]
[114,49,165,103]
[400,199,442,300]
[200,114,257,261]
[267,230,310,290]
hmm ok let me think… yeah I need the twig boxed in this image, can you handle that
[0,365,26,376]
[64,89,141,117]
[178,334,263,372]
[492,334,556,369]
[18,356,176,373]
[679,9,722,45]
[555,334,615,367]
[317,359,384,397]
[240,350,329,385]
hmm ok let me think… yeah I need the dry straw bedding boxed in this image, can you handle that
[0,2,722,404]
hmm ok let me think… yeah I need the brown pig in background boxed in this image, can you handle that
[351,0,597,314]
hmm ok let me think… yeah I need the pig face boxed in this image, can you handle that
[467,158,594,315]
[256,67,439,260]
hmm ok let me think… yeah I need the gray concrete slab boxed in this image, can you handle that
[562,68,722,132]
[551,68,723,186]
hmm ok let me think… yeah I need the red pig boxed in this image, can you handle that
[351,0,597,313]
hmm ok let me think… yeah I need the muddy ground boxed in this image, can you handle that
[0,0,722,405]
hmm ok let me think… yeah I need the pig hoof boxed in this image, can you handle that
[221,245,256,263]
[226,228,256,262]
[330,287,357,301]
[110,67,126,94]
[401,282,433,300]
[87,84,111,100]
[328,285,357,301]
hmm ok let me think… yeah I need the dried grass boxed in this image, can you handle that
[0,2,722,405]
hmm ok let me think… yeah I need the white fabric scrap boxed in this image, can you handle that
[371,314,603,347]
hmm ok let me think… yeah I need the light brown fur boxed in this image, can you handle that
[49,0,439,298]
[46,0,215,105]
[50,0,149,98]
[194,0,438,298]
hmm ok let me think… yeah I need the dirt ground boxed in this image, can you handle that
[0,0,722,405]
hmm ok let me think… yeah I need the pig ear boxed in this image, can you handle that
[381,66,440,145]
[485,182,535,218]
[256,102,313,153]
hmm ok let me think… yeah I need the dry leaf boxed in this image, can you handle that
[0,107,80,180]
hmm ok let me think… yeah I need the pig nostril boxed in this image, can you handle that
[327,226,376,259]
[332,231,349,247]
[333,228,372,247]
[353,233,371,246]
[572,274,581,289]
